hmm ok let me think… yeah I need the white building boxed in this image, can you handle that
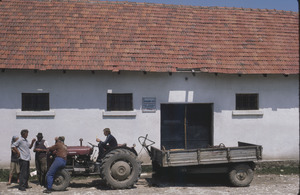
[0,0,298,167]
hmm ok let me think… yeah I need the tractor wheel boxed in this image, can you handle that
[51,169,71,191]
[99,148,140,178]
[111,148,137,158]
[100,148,141,189]
[228,163,254,187]
[110,148,142,178]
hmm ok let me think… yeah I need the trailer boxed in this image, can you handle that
[139,135,263,187]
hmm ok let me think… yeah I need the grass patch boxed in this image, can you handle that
[142,165,152,173]
[256,166,299,175]
[0,169,10,182]
[0,169,38,182]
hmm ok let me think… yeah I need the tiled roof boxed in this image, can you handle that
[0,0,298,74]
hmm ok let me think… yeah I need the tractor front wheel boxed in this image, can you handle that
[51,169,71,191]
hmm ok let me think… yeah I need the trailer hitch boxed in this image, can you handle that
[138,134,155,156]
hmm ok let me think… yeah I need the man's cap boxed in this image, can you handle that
[58,136,65,142]
[36,133,43,138]
[11,136,18,144]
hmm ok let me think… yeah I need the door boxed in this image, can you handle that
[161,104,213,150]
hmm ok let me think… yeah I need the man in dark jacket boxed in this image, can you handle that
[96,128,118,161]
[33,133,49,187]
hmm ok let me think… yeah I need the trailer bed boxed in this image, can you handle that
[151,142,262,167]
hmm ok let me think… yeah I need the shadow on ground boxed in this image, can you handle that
[68,173,229,189]
[148,173,229,187]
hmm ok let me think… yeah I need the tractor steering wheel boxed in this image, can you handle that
[88,142,97,148]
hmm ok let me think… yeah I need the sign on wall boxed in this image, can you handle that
[142,97,156,113]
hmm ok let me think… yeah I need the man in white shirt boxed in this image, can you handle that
[12,129,36,191]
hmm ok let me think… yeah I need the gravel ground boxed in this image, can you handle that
[1,173,299,195]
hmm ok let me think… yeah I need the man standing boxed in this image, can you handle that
[96,128,118,161]
[33,133,48,187]
[7,136,20,185]
[12,129,36,191]
[44,136,67,194]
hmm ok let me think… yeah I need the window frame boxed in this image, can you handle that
[21,93,50,111]
[107,93,133,111]
[235,93,259,110]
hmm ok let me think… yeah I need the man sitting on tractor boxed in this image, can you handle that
[96,128,118,161]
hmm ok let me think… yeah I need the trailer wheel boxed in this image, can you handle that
[51,169,71,191]
[228,163,254,187]
[100,148,141,189]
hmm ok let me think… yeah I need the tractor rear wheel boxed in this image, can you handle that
[100,148,141,189]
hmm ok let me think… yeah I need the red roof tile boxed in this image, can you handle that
[0,0,298,74]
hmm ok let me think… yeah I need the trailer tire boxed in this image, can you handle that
[51,169,71,191]
[100,148,141,189]
[228,163,254,187]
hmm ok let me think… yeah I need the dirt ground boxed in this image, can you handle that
[1,173,299,195]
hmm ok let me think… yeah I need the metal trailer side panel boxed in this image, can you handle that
[230,147,258,161]
[166,150,198,166]
[198,148,228,164]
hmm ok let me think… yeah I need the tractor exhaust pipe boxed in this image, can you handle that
[79,138,83,146]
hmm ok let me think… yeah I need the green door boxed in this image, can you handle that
[161,104,213,150]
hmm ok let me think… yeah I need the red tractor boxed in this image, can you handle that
[47,139,141,191]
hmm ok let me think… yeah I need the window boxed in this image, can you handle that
[236,94,258,110]
[22,93,49,111]
[107,93,133,111]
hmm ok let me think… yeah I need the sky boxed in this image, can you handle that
[103,0,299,12]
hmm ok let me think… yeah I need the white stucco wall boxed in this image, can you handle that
[0,70,298,167]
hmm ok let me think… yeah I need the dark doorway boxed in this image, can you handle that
[161,104,213,150]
